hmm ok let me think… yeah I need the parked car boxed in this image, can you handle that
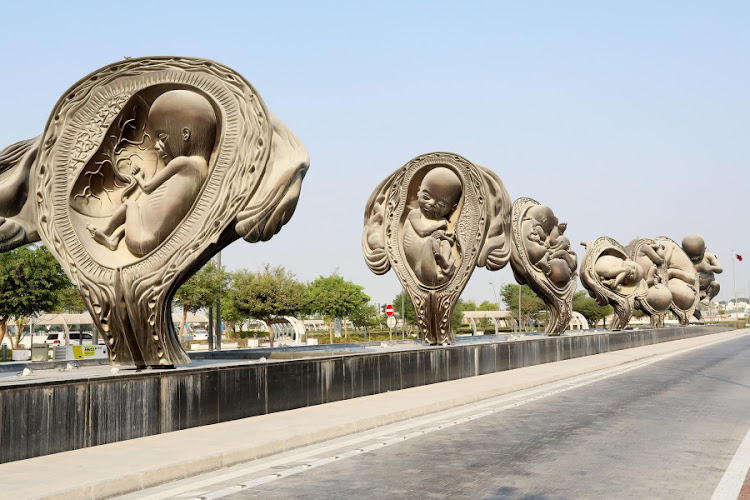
[192,329,208,341]
[45,332,102,346]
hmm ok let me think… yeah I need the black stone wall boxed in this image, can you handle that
[0,325,733,463]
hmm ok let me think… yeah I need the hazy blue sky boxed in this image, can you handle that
[0,1,747,307]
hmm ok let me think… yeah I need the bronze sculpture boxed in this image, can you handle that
[0,57,309,367]
[363,153,512,344]
[580,237,645,330]
[681,234,722,318]
[621,237,699,327]
[509,198,578,335]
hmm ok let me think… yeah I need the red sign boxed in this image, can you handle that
[385,304,394,316]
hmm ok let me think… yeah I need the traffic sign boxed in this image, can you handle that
[386,316,396,328]
[385,304,394,316]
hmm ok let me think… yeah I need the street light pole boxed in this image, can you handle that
[489,281,500,335]
[215,251,222,351]
[401,287,405,340]
[518,284,523,333]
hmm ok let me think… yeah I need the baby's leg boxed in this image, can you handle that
[87,203,128,251]
[536,253,552,274]
[551,249,577,271]
[122,200,160,257]
[436,240,455,274]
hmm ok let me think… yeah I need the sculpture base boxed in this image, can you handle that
[0,324,734,464]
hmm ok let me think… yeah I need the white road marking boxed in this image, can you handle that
[135,332,748,500]
[711,421,750,500]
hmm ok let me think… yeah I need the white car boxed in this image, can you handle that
[45,332,102,346]
[192,329,208,341]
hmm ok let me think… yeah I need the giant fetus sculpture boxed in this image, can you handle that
[681,234,722,318]
[580,237,646,330]
[656,236,700,323]
[0,57,309,367]
[510,198,578,335]
[363,153,512,344]
[626,237,699,326]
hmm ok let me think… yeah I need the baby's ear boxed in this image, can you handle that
[182,127,191,141]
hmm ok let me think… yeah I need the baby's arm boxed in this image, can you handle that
[134,157,190,194]
[667,268,695,283]
[408,210,447,237]
[706,253,723,273]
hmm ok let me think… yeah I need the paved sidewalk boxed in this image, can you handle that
[2,329,747,500]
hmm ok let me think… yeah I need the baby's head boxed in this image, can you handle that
[417,167,462,219]
[622,260,644,286]
[149,90,218,162]
[681,234,706,263]
[527,205,557,234]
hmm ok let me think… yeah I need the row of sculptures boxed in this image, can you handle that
[361,153,722,344]
[0,57,721,367]
[580,234,721,330]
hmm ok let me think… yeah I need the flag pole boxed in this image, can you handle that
[733,249,738,322]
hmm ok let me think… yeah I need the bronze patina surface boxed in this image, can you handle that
[0,57,309,367]
[363,152,512,344]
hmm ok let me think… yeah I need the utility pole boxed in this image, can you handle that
[732,249,738,322]
[401,287,405,340]
[490,281,500,335]
[215,251,222,351]
[208,306,214,351]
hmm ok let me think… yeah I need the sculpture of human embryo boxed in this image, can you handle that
[403,167,462,287]
[87,90,217,257]
[681,234,722,304]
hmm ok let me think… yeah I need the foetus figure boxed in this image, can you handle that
[0,57,309,367]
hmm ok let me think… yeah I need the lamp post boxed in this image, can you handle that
[489,281,501,335]
[215,251,222,351]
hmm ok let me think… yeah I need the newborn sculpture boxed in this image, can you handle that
[580,237,646,330]
[509,198,578,335]
[363,153,512,344]
[0,57,309,367]
[626,237,699,326]
[681,234,722,319]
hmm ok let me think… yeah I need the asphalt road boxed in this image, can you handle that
[127,333,750,500]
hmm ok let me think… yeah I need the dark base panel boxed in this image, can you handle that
[0,325,734,463]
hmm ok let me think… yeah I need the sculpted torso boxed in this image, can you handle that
[520,205,577,288]
[402,167,462,287]
[661,240,698,310]
[87,90,217,257]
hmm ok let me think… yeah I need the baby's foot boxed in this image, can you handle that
[86,224,119,251]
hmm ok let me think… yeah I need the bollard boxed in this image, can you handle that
[1,344,6,361]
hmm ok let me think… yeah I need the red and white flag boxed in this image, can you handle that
[735,253,743,262]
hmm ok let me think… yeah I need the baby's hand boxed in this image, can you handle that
[438,220,448,230]
[132,165,142,176]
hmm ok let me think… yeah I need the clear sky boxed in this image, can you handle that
[0,1,747,307]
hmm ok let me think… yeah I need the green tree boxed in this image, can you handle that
[572,291,613,328]
[348,303,379,333]
[220,291,249,335]
[500,284,545,331]
[174,261,227,339]
[392,291,416,325]
[478,300,499,311]
[306,273,370,344]
[452,298,473,330]
[232,265,306,348]
[52,285,87,314]
[0,246,71,348]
